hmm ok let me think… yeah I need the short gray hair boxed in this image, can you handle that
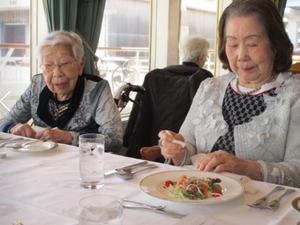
[179,36,210,62]
[37,30,84,64]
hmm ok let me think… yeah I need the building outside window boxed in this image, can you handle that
[0,0,30,117]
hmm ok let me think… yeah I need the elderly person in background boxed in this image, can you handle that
[0,30,123,152]
[178,36,212,72]
[124,36,213,159]
[168,36,213,78]
[159,0,300,187]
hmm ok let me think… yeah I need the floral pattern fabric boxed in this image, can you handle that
[180,72,300,187]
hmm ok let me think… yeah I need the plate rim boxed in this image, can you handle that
[8,141,58,153]
[292,197,300,213]
[139,170,245,204]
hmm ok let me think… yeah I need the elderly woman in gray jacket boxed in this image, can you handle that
[159,0,300,187]
[0,30,123,152]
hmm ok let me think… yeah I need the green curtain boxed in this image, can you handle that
[76,0,106,75]
[45,0,77,32]
[44,0,106,75]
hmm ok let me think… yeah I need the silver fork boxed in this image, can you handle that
[247,186,285,208]
[266,189,295,210]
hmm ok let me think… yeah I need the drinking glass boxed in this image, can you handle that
[79,133,105,189]
[79,195,123,225]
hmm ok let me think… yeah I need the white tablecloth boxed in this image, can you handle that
[1,132,300,225]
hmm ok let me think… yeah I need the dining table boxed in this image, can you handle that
[1,131,300,225]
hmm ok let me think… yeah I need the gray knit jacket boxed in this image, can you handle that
[0,74,123,152]
[180,72,300,187]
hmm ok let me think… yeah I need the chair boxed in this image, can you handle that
[289,62,300,74]
[124,65,213,159]
[140,146,162,161]
[111,57,141,94]
[97,57,109,79]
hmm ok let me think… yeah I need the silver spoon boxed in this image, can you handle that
[0,138,24,148]
[116,164,157,180]
[266,189,295,210]
[6,140,44,149]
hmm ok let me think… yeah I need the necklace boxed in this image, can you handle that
[236,73,275,96]
[58,105,69,114]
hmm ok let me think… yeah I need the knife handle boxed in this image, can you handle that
[122,161,148,171]
[104,161,148,177]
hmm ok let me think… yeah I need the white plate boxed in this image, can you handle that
[9,141,58,153]
[139,170,244,204]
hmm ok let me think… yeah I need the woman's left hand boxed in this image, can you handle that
[35,128,73,144]
[196,150,262,180]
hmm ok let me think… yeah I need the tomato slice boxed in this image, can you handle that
[212,189,223,197]
[163,180,174,188]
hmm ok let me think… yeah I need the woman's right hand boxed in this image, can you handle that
[158,130,186,166]
[10,123,36,138]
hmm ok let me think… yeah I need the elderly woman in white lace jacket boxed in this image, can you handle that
[158,0,300,187]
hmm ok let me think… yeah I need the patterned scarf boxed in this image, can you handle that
[37,74,85,129]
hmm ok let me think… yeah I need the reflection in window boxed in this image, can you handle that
[285,0,300,64]
[181,0,217,73]
[97,0,150,116]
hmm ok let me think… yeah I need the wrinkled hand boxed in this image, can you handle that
[10,123,36,138]
[196,150,262,180]
[158,130,186,166]
[35,127,72,144]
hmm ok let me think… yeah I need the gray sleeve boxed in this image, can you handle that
[258,91,300,187]
[90,80,123,152]
[0,83,33,131]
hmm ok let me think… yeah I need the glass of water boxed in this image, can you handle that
[79,133,105,189]
[79,195,123,225]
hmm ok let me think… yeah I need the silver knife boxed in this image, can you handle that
[123,205,187,219]
[104,161,148,176]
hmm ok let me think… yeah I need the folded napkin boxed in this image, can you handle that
[188,153,258,194]
[173,212,228,225]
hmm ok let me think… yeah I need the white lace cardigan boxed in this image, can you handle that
[180,72,300,187]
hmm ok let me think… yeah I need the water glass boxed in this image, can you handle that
[79,133,105,189]
[79,195,123,225]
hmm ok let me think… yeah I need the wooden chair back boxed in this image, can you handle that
[289,62,300,74]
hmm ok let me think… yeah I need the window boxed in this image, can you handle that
[1,0,299,119]
[97,0,150,116]
[285,0,300,64]
[0,0,30,117]
[0,0,150,118]
[180,0,217,73]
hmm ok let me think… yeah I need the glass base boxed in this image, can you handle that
[80,181,104,189]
